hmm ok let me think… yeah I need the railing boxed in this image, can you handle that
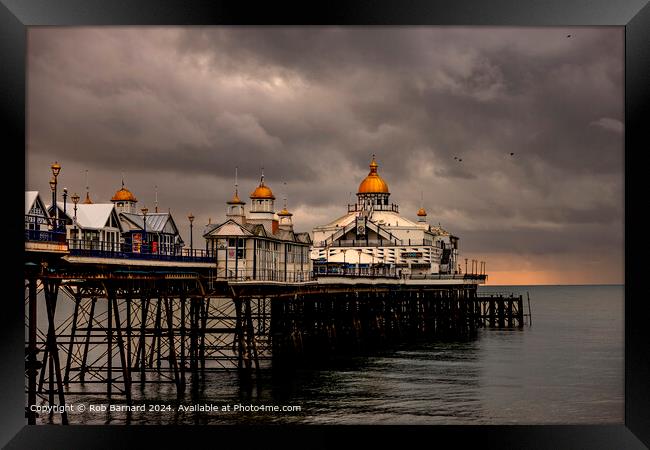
[314,267,487,281]
[316,239,435,248]
[314,266,399,278]
[25,215,68,243]
[211,268,314,282]
[67,239,216,263]
[347,203,399,213]
[25,228,67,243]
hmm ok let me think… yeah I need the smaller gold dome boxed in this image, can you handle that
[111,187,137,202]
[417,207,427,217]
[83,192,93,204]
[250,181,275,199]
[277,207,292,216]
[227,190,245,205]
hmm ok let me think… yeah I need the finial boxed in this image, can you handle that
[283,181,288,210]
[235,166,239,196]
[121,170,125,188]
[260,166,265,185]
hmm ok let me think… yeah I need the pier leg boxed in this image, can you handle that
[107,292,113,402]
[180,295,186,391]
[64,291,81,384]
[43,281,68,424]
[111,293,131,404]
[139,296,149,389]
[26,278,38,425]
[164,297,181,392]
[79,297,96,383]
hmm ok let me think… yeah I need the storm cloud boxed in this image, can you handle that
[26,27,624,284]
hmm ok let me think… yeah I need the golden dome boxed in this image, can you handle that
[277,207,292,216]
[417,207,427,217]
[111,187,137,202]
[83,192,93,204]
[250,180,275,199]
[358,156,389,194]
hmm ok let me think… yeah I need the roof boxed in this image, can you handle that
[120,212,180,236]
[203,219,310,244]
[25,191,42,215]
[56,202,118,230]
[429,225,451,236]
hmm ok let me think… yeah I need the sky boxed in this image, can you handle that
[26,27,624,285]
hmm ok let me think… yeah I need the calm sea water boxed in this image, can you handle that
[52,285,623,425]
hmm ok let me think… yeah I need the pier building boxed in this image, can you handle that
[203,173,311,281]
[311,156,460,277]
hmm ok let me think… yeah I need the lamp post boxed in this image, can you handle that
[188,213,195,256]
[50,161,61,228]
[71,192,80,248]
[342,249,347,275]
[63,187,68,218]
[141,207,148,253]
[49,177,56,230]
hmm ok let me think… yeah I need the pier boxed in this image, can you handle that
[24,238,528,425]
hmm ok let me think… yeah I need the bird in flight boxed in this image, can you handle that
[567,34,572,38]
[510,152,515,156]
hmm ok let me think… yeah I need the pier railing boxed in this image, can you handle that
[25,215,68,243]
[25,228,66,243]
[67,239,216,263]
[313,268,486,281]
[211,268,314,282]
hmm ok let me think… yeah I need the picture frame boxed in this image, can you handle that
[2,0,648,447]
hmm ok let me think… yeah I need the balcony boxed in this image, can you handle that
[316,239,435,248]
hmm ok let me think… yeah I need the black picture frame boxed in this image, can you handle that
[2,1,648,448]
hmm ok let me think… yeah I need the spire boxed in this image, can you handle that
[155,185,159,213]
[228,166,245,204]
[260,166,265,185]
[83,169,93,204]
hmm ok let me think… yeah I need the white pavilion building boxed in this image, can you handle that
[311,156,460,277]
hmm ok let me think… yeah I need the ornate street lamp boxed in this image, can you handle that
[49,177,56,230]
[141,207,148,253]
[188,213,195,255]
[50,161,61,227]
[71,192,80,246]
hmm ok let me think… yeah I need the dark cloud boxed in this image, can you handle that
[26,27,623,283]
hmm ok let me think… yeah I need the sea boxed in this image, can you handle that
[46,284,624,425]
